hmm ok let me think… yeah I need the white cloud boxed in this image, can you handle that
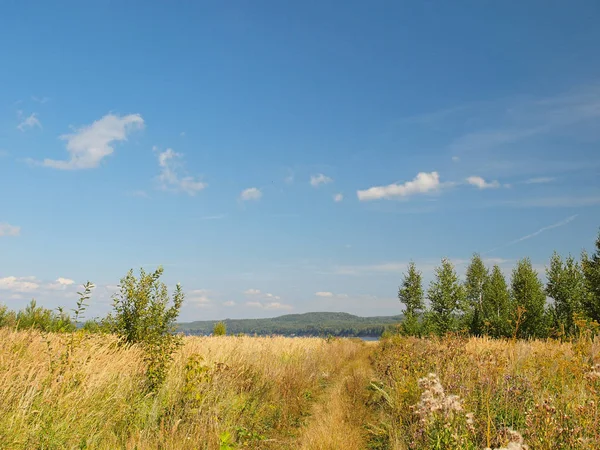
[315,291,334,298]
[357,171,441,201]
[246,301,292,310]
[223,301,236,307]
[524,177,555,184]
[333,193,343,202]
[310,173,333,187]
[0,276,39,292]
[466,176,500,189]
[240,187,262,201]
[42,113,144,170]
[46,277,76,290]
[17,112,41,132]
[0,223,20,237]
[157,148,207,195]
[244,288,261,296]
[187,289,212,307]
[315,291,348,299]
[56,277,74,286]
[265,292,281,300]
[180,131,186,137]
[452,156,460,162]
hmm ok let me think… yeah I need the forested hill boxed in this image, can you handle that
[178,312,402,337]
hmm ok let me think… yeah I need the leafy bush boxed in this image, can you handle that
[103,266,184,390]
[213,321,227,336]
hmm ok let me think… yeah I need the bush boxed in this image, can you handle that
[103,266,184,390]
[213,321,227,336]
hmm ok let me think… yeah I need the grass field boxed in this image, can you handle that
[1,328,599,449]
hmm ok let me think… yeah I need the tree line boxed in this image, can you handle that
[397,229,600,339]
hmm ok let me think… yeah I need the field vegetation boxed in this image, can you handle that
[1,230,599,449]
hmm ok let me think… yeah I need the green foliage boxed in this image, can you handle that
[0,304,16,328]
[510,258,547,339]
[581,229,600,323]
[428,258,465,335]
[213,321,227,336]
[11,300,75,332]
[104,266,184,390]
[482,265,511,338]
[399,262,425,315]
[463,254,489,336]
[398,262,425,335]
[546,252,586,337]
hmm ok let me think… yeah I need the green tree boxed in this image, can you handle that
[398,262,425,335]
[482,265,511,338]
[464,254,489,335]
[581,230,600,323]
[546,252,586,337]
[105,266,184,390]
[213,321,227,336]
[510,258,547,339]
[427,258,465,335]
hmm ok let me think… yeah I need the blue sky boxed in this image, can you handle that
[1,1,600,320]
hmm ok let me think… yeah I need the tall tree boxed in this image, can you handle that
[464,254,489,335]
[482,265,511,338]
[510,258,547,339]
[581,230,600,323]
[428,258,465,335]
[398,262,425,335]
[546,252,586,337]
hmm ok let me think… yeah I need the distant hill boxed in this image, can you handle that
[178,311,402,337]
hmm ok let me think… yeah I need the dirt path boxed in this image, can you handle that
[296,342,379,450]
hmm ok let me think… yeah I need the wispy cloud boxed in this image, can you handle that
[524,177,555,184]
[157,148,207,195]
[466,176,500,189]
[240,187,262,201]
[501,196,600,208]
[357,171,443,201]
[448,84,600,155]
[246,301,292,310]
[31,96,50,104]
[17,112,41,132]
[39,113,144,170]
[484,215,578,254]
[333,193,344,202]
[315,291,348,299]
[0,223,20,237]
[310,173,333,187]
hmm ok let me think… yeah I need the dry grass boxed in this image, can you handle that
[370,334,600,450]
[3,328,600,449]
[0,329,366,449]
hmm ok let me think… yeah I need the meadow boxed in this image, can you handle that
[1,328,599,449]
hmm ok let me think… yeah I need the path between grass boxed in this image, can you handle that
[295,342,379,450]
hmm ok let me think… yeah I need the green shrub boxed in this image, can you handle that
[103,266,184,390]
[213,321,227,336]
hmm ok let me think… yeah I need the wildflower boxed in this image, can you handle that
[485,428,529,450]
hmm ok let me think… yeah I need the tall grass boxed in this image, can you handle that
[369,334,600,450]
[0,329,365,449]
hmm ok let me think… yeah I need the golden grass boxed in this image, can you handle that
[0,329,366,449]
[2,329,600,449]
[370,335,600,450]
